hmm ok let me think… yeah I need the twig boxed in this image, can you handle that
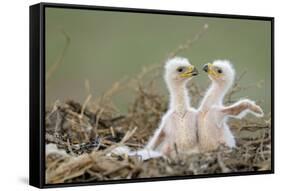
[80,95,92,119]
[46,100,60,120]
[120,126,138,144]
[103,164,130,176]
[46,29,71,81]
[217,152,230,173]
[67,138,75,156]
[94,108,104,138]
[167,23,209,59]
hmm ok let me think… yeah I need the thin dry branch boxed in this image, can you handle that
[46,29,71,81]
[167,23,209,59]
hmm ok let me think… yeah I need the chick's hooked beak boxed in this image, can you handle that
[180,65,199,78]
[203,63,220,78]
[203,63,210,72]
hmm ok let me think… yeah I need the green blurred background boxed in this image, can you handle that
[45,8,272,113]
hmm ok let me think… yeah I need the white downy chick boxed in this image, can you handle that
[145,57,199,157]
[197,60,264,151]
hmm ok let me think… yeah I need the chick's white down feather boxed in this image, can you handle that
[146,57,199,157]
[110,57,199,159]
[197,60,264,151]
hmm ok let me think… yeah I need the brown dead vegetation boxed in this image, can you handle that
[45,77,271,184]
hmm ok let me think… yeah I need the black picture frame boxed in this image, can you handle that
[29,2,274,189]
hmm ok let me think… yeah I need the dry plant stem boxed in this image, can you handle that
[47,153,94,183]
[217,152,230,173]
[167,23,209,59]
[120,126,138,144]
[46,29,71,82]
[103,126,138,155]
[80,95,92,119]
[46,100,60,120]
[94,108,104,138]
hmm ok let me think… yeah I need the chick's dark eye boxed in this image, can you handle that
[177,67,184,73]
[217,69,223,73]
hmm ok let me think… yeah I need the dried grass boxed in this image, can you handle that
[45,75,271,184]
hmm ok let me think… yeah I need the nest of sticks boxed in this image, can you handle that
[45,77,271,184]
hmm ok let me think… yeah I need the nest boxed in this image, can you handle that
[45,80,271,184]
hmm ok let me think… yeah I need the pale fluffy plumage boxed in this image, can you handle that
[108,57,198,160]
[146,57,199,157]
[197,60,264,151]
